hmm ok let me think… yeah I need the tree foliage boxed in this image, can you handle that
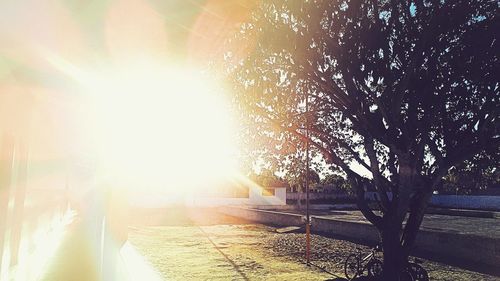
[441,150,499,194]
[225,0,499,278]
[286,167,321,191]
[321,174,352,192]
[249,168,287,187]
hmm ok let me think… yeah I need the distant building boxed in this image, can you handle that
[191,179,288,206]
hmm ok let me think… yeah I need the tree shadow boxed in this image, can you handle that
[325,277,374,281]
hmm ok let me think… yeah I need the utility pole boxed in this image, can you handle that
[305,91,311,265]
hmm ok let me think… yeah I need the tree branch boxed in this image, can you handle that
[364,135,391,211]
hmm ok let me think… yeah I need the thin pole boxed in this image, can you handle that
[10,140,28,266]
[0,134,15,273]
[305,92,311,265]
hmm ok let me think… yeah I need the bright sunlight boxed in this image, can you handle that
[78,61,237,194]
[1,1,496,281]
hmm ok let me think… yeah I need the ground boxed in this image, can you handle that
[127,208,500,281]
[129,225,331,281]
[33,207,500,281]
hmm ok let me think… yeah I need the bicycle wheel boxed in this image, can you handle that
[401,268,415,281]
[344,254,360,280]
[408,262,429,281]
[367,259,383,277]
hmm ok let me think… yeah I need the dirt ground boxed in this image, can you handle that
[128,208,500,281]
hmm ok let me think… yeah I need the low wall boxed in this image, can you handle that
[218,206,304,226]
[254,204,343,211]
[289,192,500,211]
[219,207,500,269]
[312,216,500,268]
[429,195,500,211]
[414,229,500,268]
[190,197,249,207]
[364,192,500,211]
[286,192,351,200]
[311,216,379,242]
[426,207,500,218]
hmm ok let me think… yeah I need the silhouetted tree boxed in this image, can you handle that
[249,169,284,187]
[441,150,499,194]
[225,0,499,279]
[321,174,352,193]
[286,168,320,190]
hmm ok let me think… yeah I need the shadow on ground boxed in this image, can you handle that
[326,277,373,281]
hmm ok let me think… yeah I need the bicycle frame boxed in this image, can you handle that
[361,251,375,263]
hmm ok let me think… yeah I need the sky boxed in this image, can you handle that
[0,0,260,196]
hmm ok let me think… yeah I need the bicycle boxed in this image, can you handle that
[407,257,429,281]
[344,246,383,280]
[344,246,422,281]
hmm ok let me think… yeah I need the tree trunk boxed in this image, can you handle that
[379,154,415,280]
[401,190,432,254]
[381,226,408,281]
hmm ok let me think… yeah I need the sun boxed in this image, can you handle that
[77,60,237,195]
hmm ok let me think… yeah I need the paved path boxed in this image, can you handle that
[38,219,161,281]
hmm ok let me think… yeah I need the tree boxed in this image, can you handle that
[250,168,282,186]
[441,150,499,194]
[321,174,352,193]
[286,167,320,190]
[224,0,499,279]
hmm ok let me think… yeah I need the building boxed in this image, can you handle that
[191,178,288,206]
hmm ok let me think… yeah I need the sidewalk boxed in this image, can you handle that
[39,219,162,281]
[39,220,101,281]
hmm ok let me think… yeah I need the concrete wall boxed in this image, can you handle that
[191,197,249,207]
[188,187,287,207]
[287,192,351,200]
[311,217,380,242]
[365,192,500,211]
[414,229,500,267]
[218,206,304,226]
[219,207,500,268]
[429,195,500,211]
[312,216,500,268]
[254,204,343,211]
[141,186,288,207]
